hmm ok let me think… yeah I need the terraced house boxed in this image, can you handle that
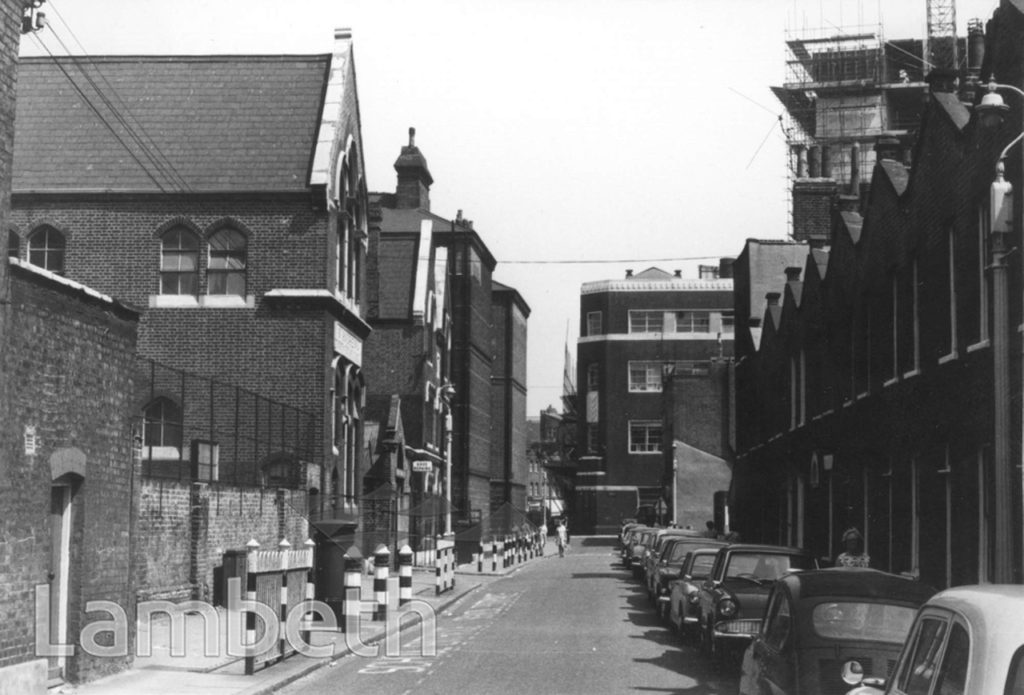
[732,2,1024,589]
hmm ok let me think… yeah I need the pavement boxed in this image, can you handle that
[57,539,556,695]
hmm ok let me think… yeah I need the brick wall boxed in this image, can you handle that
[133,479,310,603]
[1,266,140,683]
[8,199,332,421]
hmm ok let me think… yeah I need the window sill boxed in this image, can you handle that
[144,446,182,460]
[883,377,899,388]
[202,294,255,308]
[967,340,990,353]
[149,294,255,308]
[937,352,958,365]
[902,369,921,380]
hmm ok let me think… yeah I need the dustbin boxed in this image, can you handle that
[312,520,359,623]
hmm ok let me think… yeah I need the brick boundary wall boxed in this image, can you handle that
[133,480,310,603]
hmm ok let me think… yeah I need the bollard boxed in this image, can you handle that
[303,538,315,644]
[243,539,260,675]
[492,539,499,572]
[373,545,390,621]
[478,541,484,572]
[342,547,363,633]
[398,544,413,607]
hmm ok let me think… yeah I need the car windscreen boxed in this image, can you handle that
[811,601,918,644]
[667,540,710,563]
[689,554,716,579]
[724,552,815,582]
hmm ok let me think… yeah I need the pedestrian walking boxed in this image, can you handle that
[556,519,568,558]
[703,520,719,539]
[835,527,870,567]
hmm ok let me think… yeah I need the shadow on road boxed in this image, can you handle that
[614,558,742,691]
[576,536,617,547]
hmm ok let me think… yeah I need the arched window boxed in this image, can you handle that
[27,225,65,274]
[7,230,19,258]
[143,397,183,458]
[207,227,247,295]
[331,356,364,501]
[160,226,199,295]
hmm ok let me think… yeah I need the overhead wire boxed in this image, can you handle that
[42,4,192,193]
[29,32,172,194]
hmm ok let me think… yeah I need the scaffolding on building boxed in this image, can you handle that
[772,20,945,235]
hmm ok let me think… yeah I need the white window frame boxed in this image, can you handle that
[628,420,662,454]
[939,229,959,364]
[586,311,602,337]
[969,206,990,350]
[628,361,664,393]
[674,310,710,333]
[629,310,664,334]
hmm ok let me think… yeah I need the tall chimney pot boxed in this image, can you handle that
[808,146,821,178]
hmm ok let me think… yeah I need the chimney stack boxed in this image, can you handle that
[785,267,802,282]
[673,269,682,278]
[625,269,634,278]
[393,125,434,210]
[808,146,821,178]
[874,134,902,162]
[963,18,986,102]
[766,292,781,307]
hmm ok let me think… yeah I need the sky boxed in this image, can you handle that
[19,0,1001,413]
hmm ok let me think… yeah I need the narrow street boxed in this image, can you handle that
[280,537,739,695]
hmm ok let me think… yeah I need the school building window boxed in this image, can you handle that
[207,227,247,295]
[586,311,602,336]
[27,225,66,275]
[160,226,199,295]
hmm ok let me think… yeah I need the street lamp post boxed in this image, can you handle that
[440,382,456,538]
[977,77,1024,583]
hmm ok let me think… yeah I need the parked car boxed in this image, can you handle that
[619,520,640,547]
[697,544,818,660]
[845,584,1024,695]
[667,547,726,638]
[653,539,727,612]
[624,527,656,576]
[643,528,704,595]
[737,568,935,695]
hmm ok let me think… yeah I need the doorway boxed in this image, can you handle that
[48,483,72,681]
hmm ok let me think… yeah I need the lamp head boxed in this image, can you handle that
[978,76,1010,129]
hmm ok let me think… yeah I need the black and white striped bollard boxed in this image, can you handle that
[342,547,363,633]
[373,545,390,621]
[398,544,413,606]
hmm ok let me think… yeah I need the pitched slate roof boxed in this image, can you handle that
[13,54,330,193]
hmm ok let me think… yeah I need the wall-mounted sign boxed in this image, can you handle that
[412,460,433,473]
[334,321,363,365]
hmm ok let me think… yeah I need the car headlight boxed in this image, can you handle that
[717,598,738,618]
